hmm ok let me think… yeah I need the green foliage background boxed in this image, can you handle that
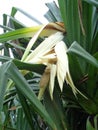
[0,0,98,130]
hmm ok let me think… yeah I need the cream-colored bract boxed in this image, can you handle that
[54,41,78,95]
[25,32,64,64]
[49,64,57,99]
[23,31,79,99]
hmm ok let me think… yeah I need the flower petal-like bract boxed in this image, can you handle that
[25,32,64,64]
[49,64,57,99]
[23,30,84,99]
[55,41,69,91]
[54,41,78,95]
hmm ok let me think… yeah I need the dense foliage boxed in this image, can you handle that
[0,0,98,130]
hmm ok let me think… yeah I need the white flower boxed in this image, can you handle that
[54,41,77,94]
[25,32,64,64]
[24,32,83,99]
[48,41,77,99]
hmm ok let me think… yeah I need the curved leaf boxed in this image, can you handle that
[68,41,98,68]
[0,61,57,129]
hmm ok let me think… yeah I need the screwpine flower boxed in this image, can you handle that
[24,32,79,99]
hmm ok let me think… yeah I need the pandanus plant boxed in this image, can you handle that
[0,0,98,130]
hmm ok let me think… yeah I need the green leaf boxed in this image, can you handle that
[3,14,7,33]
[0,55,46,74]
[17,91,35,130]
[83,0,98,7]
[82,1,93,52]
[44,88,67,130]
[0,55,12,62]
[86,117,95,130]
[8,42,26,51]
[92,32,98,53]
[86,64,97,97]
[45,2,62,22]
[0,25,14,31]
[58,0,81,44]
[94,115,98,130]
[16,108,24,130]
[6,14,25,29]
[13,59,46,74]
[0,26,42,43]
[10,6,17,17]
[68,41,98,68]
[0,61,56,129]
[44,10,57,22]
[57,0,66,27]
[0,63,10,112]
[12,7,42,24]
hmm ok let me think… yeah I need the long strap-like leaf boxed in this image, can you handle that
[0,61,57,129]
